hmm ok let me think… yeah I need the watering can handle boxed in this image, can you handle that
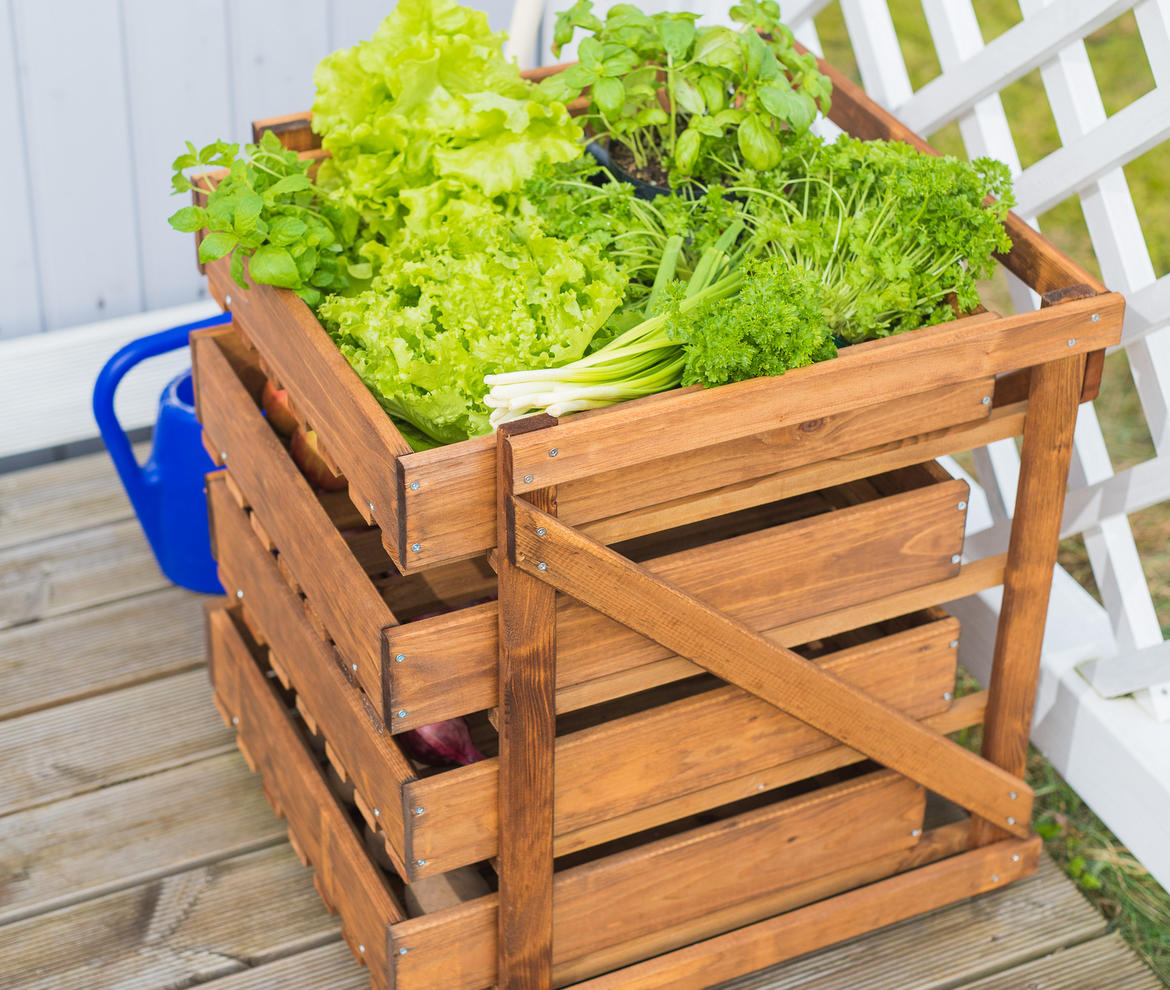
[92,312,232,508]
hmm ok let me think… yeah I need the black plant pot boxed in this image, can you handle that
[586,141,673,201]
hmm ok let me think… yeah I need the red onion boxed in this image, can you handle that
[399,718,485,767]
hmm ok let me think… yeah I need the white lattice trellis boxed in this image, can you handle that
[512,0,1170,890]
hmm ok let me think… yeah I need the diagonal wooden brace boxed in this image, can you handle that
[509,499,1032,837]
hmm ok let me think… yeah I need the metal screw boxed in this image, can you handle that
[991,874,1000,883]
[981,396,991,405]
[399,947,409,956]
[416,859,426,867]
[1009,791,1018,800]
[1007,816,1017,826]
[943,691,953,701]
[398,709,408,719]
[395,653,406,663]
[231,716,239,726]
[951,554,961,564]
[359,944,365,954]
[220,450,228,462]
[224,294,232,306]
[409,481,420,491]
[911,828,921,837]
[413,806,425,816]
[1067,338,1076,347]
[549,448,559,457]
[957,500,967,511]
[235,588,244,599]
[351,663,357,673]
[1091,313,1100,322]
[367,502,375,516]
[1012,854,1020,862]
[411,543,421,553]
[524,474,534,484]
[949,640,959,649]
[374,808,380,818]
[538,562,548,571]
[536,527,547,537]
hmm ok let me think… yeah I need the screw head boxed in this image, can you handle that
[911,828,921,837]
[414,806,425,816]
[549,448,559,457]
[537,562,548,571]
[374,808,380,818]
[1067,338,1076,347]
[411,543,421,553]
[398,710,407,719]
[395,653,406,663]
[949,640,959,649]
[231,716,239,726]
[536,527,547,537]
[523,474,534,484]
[942,691,953,701]
[358,944,365,954]
[1091,313,1100,322]
[224,295,232,306]
[1006,816,1016,826]
[951,554,961,565]
[1009,791,1018,800]
[1012,854,1020,862]
[399,947,409,955]
[351,663,357,673]
[220,451,228,462]
[367,502,375,515]
[981,396,991,405]
[957,500,967,511]
[991,874,1000,883]
[416,859,426,867]
[409,481,420,491]
[235,588,244,599]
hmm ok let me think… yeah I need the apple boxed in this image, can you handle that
[290,427,348,491]
[261,380,299,437]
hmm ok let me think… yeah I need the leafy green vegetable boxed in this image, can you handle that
[542,0,830,183]
[732,133,1014,342]
[311,0,584,245]
[317,213,626,445]
[168,132,359,306]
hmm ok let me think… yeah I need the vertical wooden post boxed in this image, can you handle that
[971,351,1084,847]
[496,416,558,989]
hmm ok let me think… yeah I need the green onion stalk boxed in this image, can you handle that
[485,222,747,426]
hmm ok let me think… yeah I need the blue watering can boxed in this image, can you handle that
[93,312,232,594]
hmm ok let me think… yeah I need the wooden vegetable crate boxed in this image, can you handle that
[192,55,1122,990]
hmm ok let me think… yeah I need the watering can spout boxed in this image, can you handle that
[92,312,232,593]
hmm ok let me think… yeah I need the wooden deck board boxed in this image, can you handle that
[0,448,1161,990]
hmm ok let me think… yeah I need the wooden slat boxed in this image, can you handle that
[203,258,411,558]
[386,470,966,730]
[405,619,956,876]
[812,46,1105,297]
[495,418,558,990]
[0,518,168,629]
[0,586,205,720]
[0,846,342,990]
[207,475,415,874]
[510,501,1032,836]
[958,931,1163,990]
[553,690,986,860]
[390,773,925,990]
[973,353,1086,846]
[0,751,284,926]
[0,668,233,816]
[504,294,1120,495]
[0,444,146,550]
[398,378,998,568]
[572,836,1042,990]
[197,943,370,990]
[193,333,396,707]
[208,606,404,985]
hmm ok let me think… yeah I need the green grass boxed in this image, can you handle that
[809,2,1170,981]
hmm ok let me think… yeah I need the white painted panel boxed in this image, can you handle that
[121,0,232,314]
[11,0,143,332]
[328,0,395,52]
[0,300,219,459]
[840,0,912,111]
[0,0,42,340]
[226,0,332,142]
